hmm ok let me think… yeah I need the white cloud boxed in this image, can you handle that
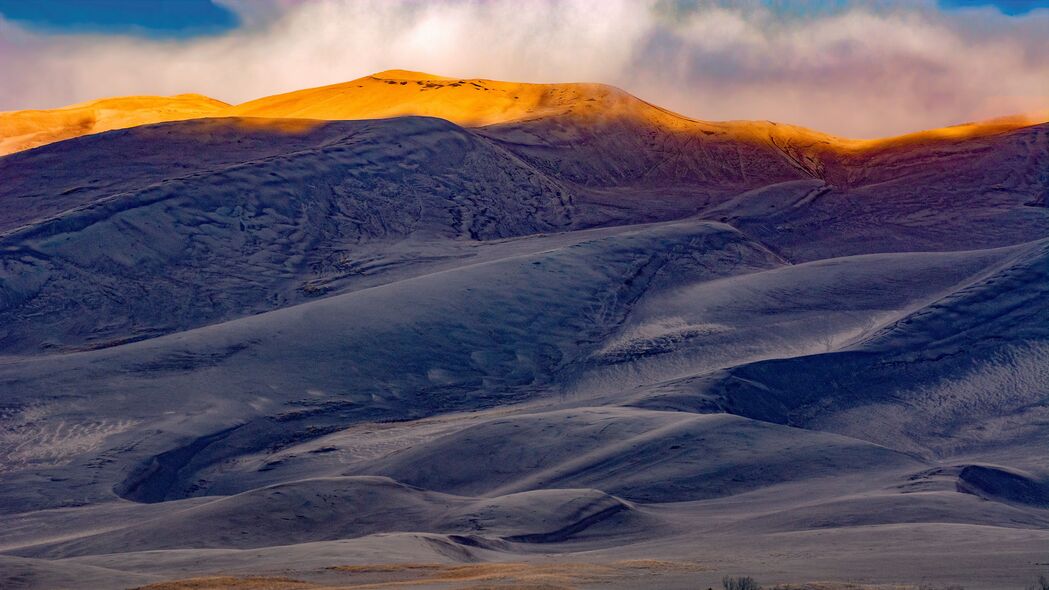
[0,0,1046,137]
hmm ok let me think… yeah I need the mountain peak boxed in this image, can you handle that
[370,69,456,81]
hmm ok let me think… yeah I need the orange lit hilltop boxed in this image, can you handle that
[1,69,1046,157]
[226,69,730,133]
[0,93,229,156]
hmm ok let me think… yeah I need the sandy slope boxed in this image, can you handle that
[1,72,1048,590]
[3,69,1046,160]
[676,239,1049,459]
[0,116,577,352]
[0,94,228,156]
[1,221,1045,587]
[226,69,650,127]
[3,114,1045,353]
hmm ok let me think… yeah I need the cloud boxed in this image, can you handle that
[629,2,1049,136]
[0,0,1046,137]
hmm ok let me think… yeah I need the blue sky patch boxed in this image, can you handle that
[0,0,239,37]
[938,0,1049,15]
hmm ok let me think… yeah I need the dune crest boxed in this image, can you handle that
[0,94,229,155]
[227,69,653,127]
[2,70,1045,156]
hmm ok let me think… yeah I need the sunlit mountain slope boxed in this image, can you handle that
[2,69,1045,158]
[0,94,228,156]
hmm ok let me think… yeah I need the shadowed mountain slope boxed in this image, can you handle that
[0,116,575,352]
[638,239,1049,459]
[2,113,1045,353]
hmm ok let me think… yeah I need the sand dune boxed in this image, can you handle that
[2,71,1048,590]
[19,477,647,558]
[0,94,228,156]
[227,69,643,127]
[3,70,1045,158]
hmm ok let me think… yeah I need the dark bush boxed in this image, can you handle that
[723,576,761,590]
[1026,574,1049,590]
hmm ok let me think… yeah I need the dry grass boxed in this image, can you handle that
[772,579,918,583]
[328,562,611,588]
[610,559,708,572]
[129,576,952,590]
[128,571,940,590]
[326,564,444,574]
[131,576,318,590]
[141,559,710,589]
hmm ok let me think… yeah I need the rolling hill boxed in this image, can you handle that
[0,72,1047,590]
[0,94,229,156]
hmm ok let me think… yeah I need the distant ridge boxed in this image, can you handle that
[1,69,1046,156]
[0,94,229,155]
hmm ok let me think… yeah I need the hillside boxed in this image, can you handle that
[4,69,1045,160]
[0,94,228,156]
[1,72,1048,590]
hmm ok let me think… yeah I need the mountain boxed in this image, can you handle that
[227,69,651,125]
[4,69,1045,157]
[0,72,1048,590]
[2,77,1044,353]
[0,116,575,352]
[0,94,228,156]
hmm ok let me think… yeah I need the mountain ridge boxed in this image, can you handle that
[3,69,1045,157]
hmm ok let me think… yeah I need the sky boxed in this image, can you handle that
[0,0,1046,138]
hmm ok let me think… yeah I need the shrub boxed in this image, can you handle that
[1027,574,1049,590]
[723,576,762,590]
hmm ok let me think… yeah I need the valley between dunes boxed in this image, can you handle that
[0,71,1048,590]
